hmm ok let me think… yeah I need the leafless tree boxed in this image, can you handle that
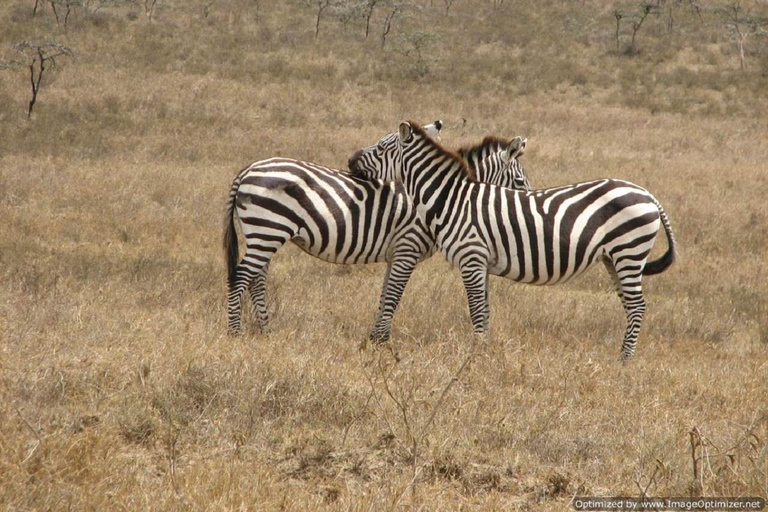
[688,0,704,23]
[614,2,660,54]
[380,0,406,48]
[363,0,383,39]
[144,0,160,23]
[392,30,438,77]
[442,0,457,14]
[48,0,87,31]
[329,1,364,33]
[11,40,75,119]
[614,10,624,50]
[629,3,658,53]
[716,1,768,71]
[657,0,704,32]
[312,0,335,39]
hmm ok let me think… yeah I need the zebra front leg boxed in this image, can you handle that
[369,263,393,344]
[459,258,490,335]
[369,255,418,345]
[247,262,270,333]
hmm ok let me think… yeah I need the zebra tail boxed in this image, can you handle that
[643,200,676,276]
[224,173,242,287]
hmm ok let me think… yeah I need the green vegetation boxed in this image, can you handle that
[1,0,766,510]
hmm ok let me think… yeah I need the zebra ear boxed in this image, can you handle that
[507,136,527,160]
[423,120,442,140]
[423,120,443,136]
[399,122,413,142]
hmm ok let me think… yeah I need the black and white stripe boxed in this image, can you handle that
[224,123,532,340]
[348,121,676,362]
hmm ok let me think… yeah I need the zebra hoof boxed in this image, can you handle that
[360,335,390,352]
[368,331,391,346]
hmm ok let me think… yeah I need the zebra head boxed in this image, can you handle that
[348,120,442,182]
[501,136,532,191]
[457,135,532,191]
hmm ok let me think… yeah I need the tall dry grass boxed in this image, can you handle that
[1,0,766,510]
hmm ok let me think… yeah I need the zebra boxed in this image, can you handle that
[348,121,676,362]
[224,122,532,342]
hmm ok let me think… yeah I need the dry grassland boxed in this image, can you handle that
[1,1,767,510]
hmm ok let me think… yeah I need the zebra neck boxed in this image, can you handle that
[403,154,473,233]
[460,145,501,177]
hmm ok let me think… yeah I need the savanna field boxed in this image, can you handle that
[1,1,767,510]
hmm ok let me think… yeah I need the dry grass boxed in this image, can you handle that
[1,0,767,510]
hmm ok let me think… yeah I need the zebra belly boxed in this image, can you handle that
[486,237,601,285]
[290,231,393,264]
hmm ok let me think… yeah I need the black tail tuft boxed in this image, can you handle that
[224,183,240,287]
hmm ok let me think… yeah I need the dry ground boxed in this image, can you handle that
[1,1,767,510]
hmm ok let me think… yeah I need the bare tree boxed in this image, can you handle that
[144,0,160,23]
[329,1,365,33]
[614,10,624,50]
[49,0,61,25]
[363,0,382,39]
[11,41,74,119]
[392,30,438,77]
[688,0,704,23]
[629,3,658,54]
[716,1,768,71]
[614,2,660,54]
[442,0,457,14]
[380,0,407,48]
[47,0,87,31]
[312,0,335,39]
[659,0,705,32]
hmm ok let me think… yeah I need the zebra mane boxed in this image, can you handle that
[408,121,477,181]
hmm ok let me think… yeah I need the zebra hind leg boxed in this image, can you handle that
[483,271,490,332]
[604,257,646,364]
[227,264,258,335]
[602,257,627,309]
[228,244,282,335]
[247,262,270,333]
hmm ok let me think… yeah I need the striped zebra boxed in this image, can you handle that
[224,122,532,341]
[348,121,676,362]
